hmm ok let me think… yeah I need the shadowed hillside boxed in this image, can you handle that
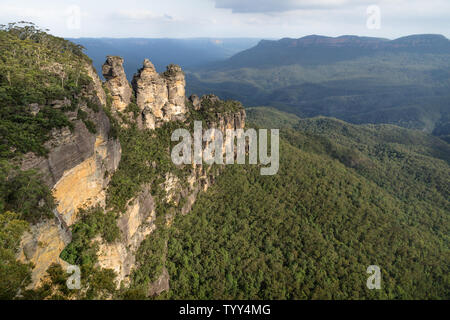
[187,35,450,137]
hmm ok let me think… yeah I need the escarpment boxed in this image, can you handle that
[18,63,122,289]
[17,53,245,296]
[95,90,246,290]
[93,58,246,293]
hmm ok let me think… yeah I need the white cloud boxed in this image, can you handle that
[0,0,448,39]
[113,10,177,22]
[213,0,376,13]
[0,4,60,19]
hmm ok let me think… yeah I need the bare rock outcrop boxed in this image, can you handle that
[102,56,132,112]
[132,59,187,129]
[86,63,107,106]
[188,94,201,110]
[163,64,186,114]
[96,186,156,286]
[21,107,121,226]
[17,219,71,288]
[147,267,170,297]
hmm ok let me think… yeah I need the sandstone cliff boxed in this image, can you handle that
[96,185,156,285]
[95,95,246,290]
[17,54,246,296]
[18,63,122,289]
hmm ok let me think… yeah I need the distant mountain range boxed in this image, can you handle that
[71,34,450,141]
[214,34,450,68]
[186,34,450,141]
[69,37,261,79]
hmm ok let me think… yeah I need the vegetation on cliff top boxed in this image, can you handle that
[0,22,96,159]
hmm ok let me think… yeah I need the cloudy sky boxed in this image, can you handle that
[0,0,449,39]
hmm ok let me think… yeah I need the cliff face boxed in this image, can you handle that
[17,54,245,295]
[95,95,246,289]
[90,63,246,290]
[21,112,121,226]
[86,63,107,106]
[96,185,156,285]
[18,64,122,289]
[17,219,71,288]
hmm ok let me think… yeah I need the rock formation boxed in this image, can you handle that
[21,105,121,227]
[102,56,132,112]
[86,63,107,106]
[132,59,187,129]
[188,94,202,110]
[16,54,246,295]
[84,90,247,290]
[96,186,156,285]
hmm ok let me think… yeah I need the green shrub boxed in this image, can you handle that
[60,206,120,267]
[0,211,31,299]
[0,22,92,159]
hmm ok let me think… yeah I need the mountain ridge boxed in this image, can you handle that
[220,33,450,69]
[186,33,450,137]
[258,34,449,47]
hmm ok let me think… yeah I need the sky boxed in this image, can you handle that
[0,0,449,40]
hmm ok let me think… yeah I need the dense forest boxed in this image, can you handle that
[0,24,448,300]
[161,108,449,299]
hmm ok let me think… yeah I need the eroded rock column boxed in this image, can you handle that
[102,56,132,112]
[132,59,187,129]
